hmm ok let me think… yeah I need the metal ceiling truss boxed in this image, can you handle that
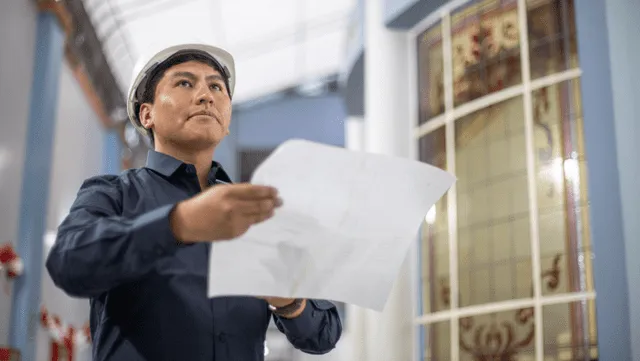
[39,0,127,125]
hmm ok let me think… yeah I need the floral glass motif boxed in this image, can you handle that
[451,0,522,106]
[459,308,535,361]
[417,23,445,124]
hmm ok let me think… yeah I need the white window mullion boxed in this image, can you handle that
[414,291,597,326]
[415,114,446,139]
[516,1,544,361]
[441,11,460,361]
[530,68,581,91]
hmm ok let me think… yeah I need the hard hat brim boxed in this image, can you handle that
[126,44,236,136]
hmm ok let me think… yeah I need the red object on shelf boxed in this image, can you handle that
[40,306,91,361]
[0,347,20,361]
[0,243,23,279]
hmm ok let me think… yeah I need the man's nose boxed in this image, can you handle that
[196,87,214,105]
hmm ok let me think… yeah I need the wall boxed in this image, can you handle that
[384,0,420,24]
[34,60,105,361]
[45,62,105,232]
[573,0,640,359]
[0,0,38,347]
[605,1,640,360]
[214,94,346,182]
[213,118,239,181]
[235,94,346,150]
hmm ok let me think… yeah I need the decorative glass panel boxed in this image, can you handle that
[459,308,535,361]
[543,300,598,360]
[451,0,522,107]
[419,127,449,313]
[414,0,594,359]
[455,96,532,307]
[422,320,451,361]
[527,0,579,79]
[418,23,445,124]
[533,79,593,296]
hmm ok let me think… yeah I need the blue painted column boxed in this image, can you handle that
[602,1,640,360]
[574,1,631,360]
[9,9,64,360]
[102,128,122,174]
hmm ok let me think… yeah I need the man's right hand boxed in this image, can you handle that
[169,183,282,243]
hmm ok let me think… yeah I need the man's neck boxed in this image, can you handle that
[155,142,216,189]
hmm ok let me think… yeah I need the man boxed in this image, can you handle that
[46,43,342,361]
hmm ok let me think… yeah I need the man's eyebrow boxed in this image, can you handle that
[205,74,225,83]
[170,72,224,83]
[170,71,197,81]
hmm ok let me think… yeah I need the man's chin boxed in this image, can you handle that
[165,134,219,151]
[160,126,226,150]
[192,137,222,149]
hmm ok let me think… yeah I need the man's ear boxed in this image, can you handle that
[139,103,154,131]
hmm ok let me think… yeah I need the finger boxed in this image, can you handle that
[233,199,277,215]
[252,208,275,224]
[225,184,278,200]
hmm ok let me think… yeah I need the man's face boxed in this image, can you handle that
[138,60,232,149]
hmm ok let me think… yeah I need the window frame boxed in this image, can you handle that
[406,0,595,360]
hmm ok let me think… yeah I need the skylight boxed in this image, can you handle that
[82,0,355,103]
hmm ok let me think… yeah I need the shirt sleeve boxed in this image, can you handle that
[46,175,181,299]
[273,299,343,354]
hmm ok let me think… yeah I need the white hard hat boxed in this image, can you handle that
[126,43,236,136]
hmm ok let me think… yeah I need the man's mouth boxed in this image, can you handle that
[190,110,215,119]
[189,110,224,126]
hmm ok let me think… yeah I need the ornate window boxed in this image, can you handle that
[413,0,596,360]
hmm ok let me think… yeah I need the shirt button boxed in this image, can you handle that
[218,333,227,343]
[155,246,164,256]
[185,165,196,174]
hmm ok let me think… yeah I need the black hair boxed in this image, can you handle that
[134,51,232,144]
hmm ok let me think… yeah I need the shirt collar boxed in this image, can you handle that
[145,150,233,183]
[145,150,183,177]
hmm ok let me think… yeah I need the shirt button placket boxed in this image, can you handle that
[216,332,228,361]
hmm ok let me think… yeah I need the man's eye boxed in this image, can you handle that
[178,80,192,87]
[210,84,222,91]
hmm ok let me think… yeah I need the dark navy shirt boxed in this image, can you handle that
[46,150,342,361]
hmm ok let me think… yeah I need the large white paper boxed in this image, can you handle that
[208,139,456,311]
